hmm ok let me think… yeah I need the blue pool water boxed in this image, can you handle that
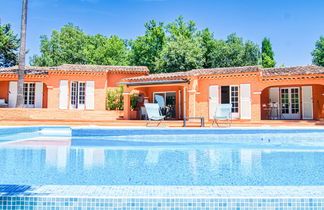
[0,127,324,186]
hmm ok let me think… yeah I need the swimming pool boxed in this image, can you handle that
[1,127,324,208]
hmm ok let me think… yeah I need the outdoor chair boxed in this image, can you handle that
[154,94,166,115]
[144,103,165,127]
[212,104,232,127]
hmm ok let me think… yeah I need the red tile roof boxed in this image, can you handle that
[124,65,324,81]
[0,64,149,73]
[262,65,324,77]
[124,66,261,81]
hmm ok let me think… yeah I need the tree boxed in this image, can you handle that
[155,17,204,72]
[197,28,215,68]
[16,0,28,108]
[30,23,129,66]
[201,33,260,68]
[261,37,276,68]
[129,20,165,73]
[166,16,196,40]
[155,36,204,72]
[0,23,19,68]
[30,23,88,66]
[85,35,129,66]
[311,36,324,67]
[242,41,260,66]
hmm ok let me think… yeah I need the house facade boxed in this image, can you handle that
[0,64,323,122]
[0,64,149,110]
[121,65,324,121]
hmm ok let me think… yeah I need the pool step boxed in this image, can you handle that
[38,127,72,137]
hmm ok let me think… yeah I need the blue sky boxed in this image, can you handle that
[0,0,323,66]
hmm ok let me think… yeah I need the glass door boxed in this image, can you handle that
[221,85,239,119]
[153,92,176,119]
[70,81,86,109]
[70,82,78,109]
[23,83,35,108]
[280,87,300,119]
[165,92,176,119]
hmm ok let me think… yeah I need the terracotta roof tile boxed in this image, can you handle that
[56,64,149,72]
[0,68,48,75]
[262,65,324,77]
[0,64,149,73]
[125,66,260,81]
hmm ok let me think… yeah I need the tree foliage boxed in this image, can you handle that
[156,35,204,72]
[311,36,324,67]
[199,33,260,68]
[30,23,129,66]
[0,23,19,68]
[261,37,276,68]
[28,17,264,72]
[155,16,204,72]
[129,20,165,73]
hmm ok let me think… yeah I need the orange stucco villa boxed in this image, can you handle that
[0,64,323,124]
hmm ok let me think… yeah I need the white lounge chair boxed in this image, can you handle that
[212,104,232,127]
[144,103,165,127]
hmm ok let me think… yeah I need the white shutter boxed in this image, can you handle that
[240,84,251,119]
[8,81,18,108]
[35,82,43,108]
[59,80,68,109]
[86,81,95,110]
[302,86,313,120]
[209,85,219,119]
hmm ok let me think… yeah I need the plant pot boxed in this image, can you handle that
[130,110,138,120]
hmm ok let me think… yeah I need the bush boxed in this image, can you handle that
[130,93,138,110]
[106,86,124,110]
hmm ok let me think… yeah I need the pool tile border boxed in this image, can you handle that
[1,185,324,209]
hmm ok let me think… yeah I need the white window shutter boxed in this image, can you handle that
[35,82,43,108]
[302,86,313,120]
[240,84,251,119]
[86,81,95,110]
[209,85,219,119]
[8,81,18,108]
[59,80,68,109]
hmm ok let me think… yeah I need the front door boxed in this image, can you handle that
[280,87,300,120]
[23,83,35,108]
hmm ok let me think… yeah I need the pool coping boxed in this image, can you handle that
[1,185,324,198]
[1,125,324,130]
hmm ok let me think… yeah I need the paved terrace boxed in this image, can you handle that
[0,108,323,127]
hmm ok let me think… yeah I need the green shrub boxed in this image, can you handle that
[106,86,124,110]
[130,93,138,110]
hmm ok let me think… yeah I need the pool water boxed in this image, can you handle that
[0,127,324,186]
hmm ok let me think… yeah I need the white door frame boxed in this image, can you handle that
[230,85,239,119]
[153,91,177,106]
[70,81,86,110]
[153,91,177,118]
[280,87,300,120]
[220,85,239,119]
[23,82,35,108]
